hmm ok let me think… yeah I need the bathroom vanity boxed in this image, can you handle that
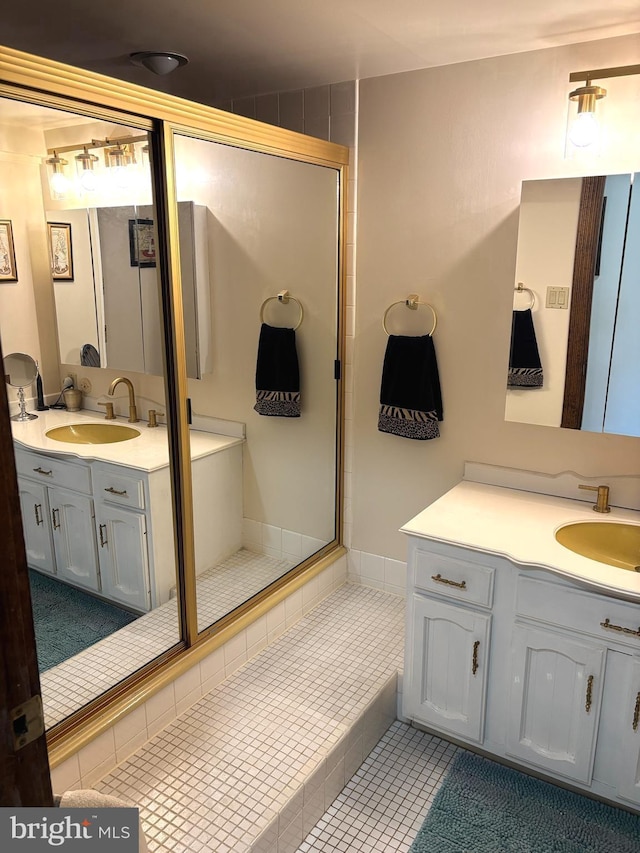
[402,472,640,812]
[13,411,243,612]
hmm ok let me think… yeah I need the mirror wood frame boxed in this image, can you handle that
[0,44,349,766]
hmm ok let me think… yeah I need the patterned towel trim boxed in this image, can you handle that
[255,390,301,417]
[508,367,543,387]
[378,405,440,440]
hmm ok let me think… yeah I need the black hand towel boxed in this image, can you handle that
[508,309,543,387]
[254,323,301,417]
[378,334,443,440]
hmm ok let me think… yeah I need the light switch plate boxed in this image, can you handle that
[546,286,570,309]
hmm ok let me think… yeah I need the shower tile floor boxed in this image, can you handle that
[40,549,295,728]
[296,721,458,853]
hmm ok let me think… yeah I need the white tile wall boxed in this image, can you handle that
[348,548,408,597]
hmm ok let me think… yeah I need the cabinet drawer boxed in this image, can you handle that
[14,449,91,494]
[414,550,495,608]
[94,465,145,509]
[516,575,640,649]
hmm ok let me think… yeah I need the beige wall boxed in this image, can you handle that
[353,33,640,562]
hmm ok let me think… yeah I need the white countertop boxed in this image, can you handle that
[11,409,243,472]
[401,480,640,601]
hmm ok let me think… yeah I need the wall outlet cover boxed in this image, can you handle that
[78,377,92,393]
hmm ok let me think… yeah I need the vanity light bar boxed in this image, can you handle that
[569,63,640,84]
[45,133,148,157]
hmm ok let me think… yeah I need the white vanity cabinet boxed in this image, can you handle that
[15,448,100,592]
[403,532,640,812]
[506,623,605,784]
[404,544,494,744]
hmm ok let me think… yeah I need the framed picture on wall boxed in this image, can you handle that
[0,219,18,282]
[47,222,74,281]
[128,218,156,267]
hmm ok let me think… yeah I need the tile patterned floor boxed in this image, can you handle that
[41,549,295,728]
[96,585,405,853]
[297,721,458,853]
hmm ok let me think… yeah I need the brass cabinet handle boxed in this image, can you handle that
[105,486,128,497]
[585,674,594,713]
[33,466,52,476]
[51,507,60,530]
[633,692,640,732]
[34,503,43,526]
[431,573,467,590]
[99,524,108,547]
[600,618,640,639]
[472,640,480,676]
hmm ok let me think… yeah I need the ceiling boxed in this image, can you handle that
[2,1,640,107]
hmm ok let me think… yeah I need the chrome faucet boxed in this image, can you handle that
[107,376,139,423]
[579,483,611,513]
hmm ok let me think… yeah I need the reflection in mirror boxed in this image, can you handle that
[505,173,640,438]
[0,95,181,730]
[172,134,340,634]
[4,351,38,421]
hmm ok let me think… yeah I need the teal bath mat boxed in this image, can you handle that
[29,570,138,672]
[410,750,640,853]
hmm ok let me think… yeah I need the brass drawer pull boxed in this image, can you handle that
[472,640,480,676]
[51,507,60,531]
[633,692,640,732]
[33,466,52,476]
[105,486,128,497]
[431,573,466,590]
[99,524,108,547]
[600,618,640,639]
[585,674,594,713]
[34,503,43,526]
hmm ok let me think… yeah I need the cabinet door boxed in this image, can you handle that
[49,486,100,592]
[617,657,640,806]
[95,503,150,612]
[17,478,54,574]
[506,624,605,784]
[406,595,491,743]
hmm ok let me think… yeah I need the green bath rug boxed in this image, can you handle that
[410,750,640,853]
[29,570,138,672]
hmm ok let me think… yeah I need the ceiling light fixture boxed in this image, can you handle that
[567,63,640,154]
[129,51,189,76]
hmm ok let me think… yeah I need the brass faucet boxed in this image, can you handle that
[107,376,139,423]
[579,483,611,513]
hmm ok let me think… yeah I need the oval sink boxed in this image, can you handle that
[46,423,141,445]
[555,522,640,572]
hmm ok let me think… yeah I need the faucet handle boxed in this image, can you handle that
[147,409,165,428]
[579,484,611,513]
[97,400,116,420]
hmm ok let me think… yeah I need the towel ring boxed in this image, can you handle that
[382,294,437,336]
[259,290,304,330]
[514,282,536,310]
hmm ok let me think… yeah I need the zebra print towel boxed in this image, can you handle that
[254,323,301,417]
[378,334,443,440]
[508,309,543,388]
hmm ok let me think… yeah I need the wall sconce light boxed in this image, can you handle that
[45,152,69,197]
[567,81,606,149]
[567,63,640,154]
[75,147,99,192]
[129,51,189,76]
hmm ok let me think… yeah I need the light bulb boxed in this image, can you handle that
[50,170,69,196]
[568,111,600,149]
[79,169,98,192]
[111,165,131,189]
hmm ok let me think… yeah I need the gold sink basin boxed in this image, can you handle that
[555,522,640,572]
[46,423,141,445]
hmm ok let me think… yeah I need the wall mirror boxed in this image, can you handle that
[505,173,640,438]
[0,69,344,742]
[0,94,182,731]
[171,132,340,633]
